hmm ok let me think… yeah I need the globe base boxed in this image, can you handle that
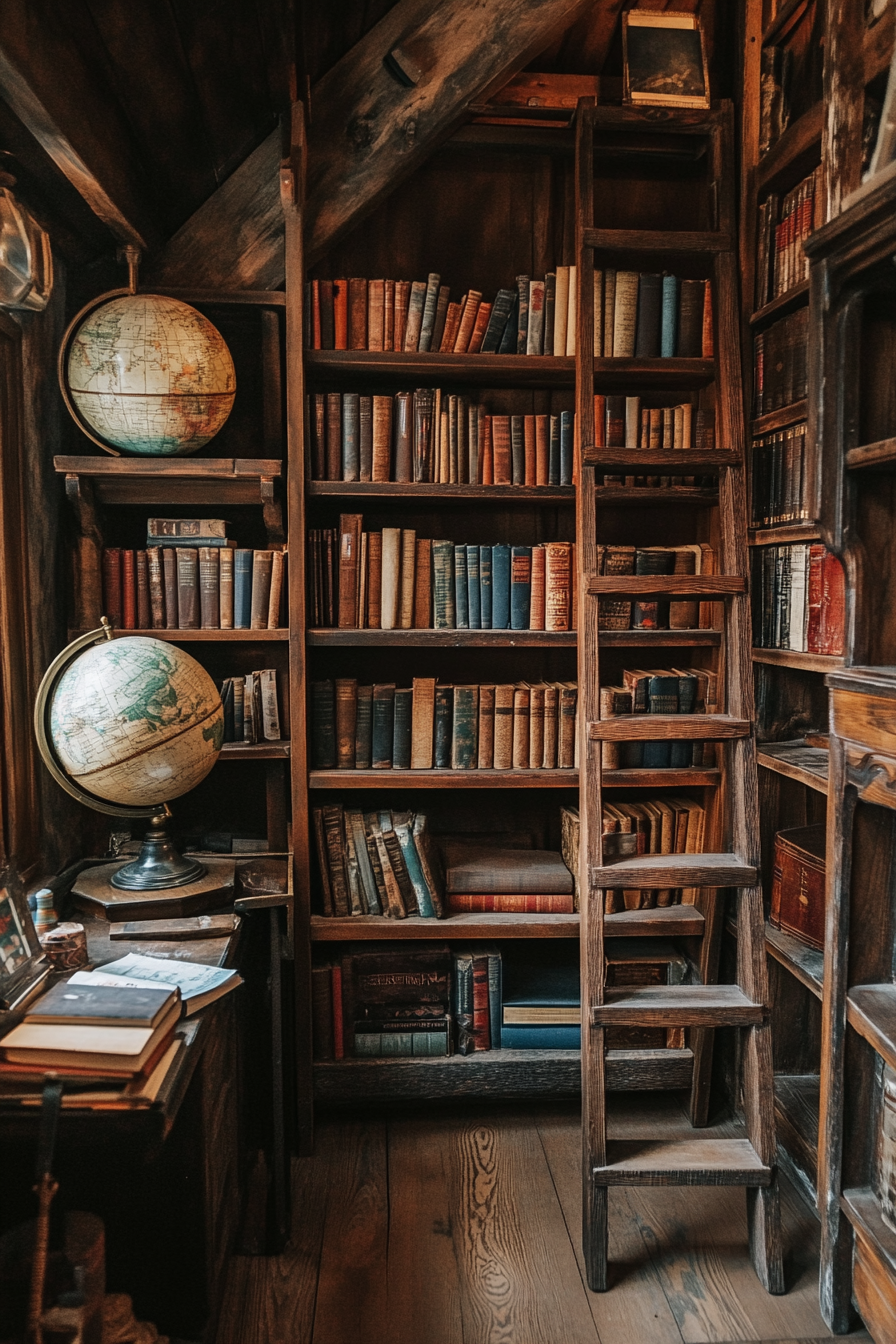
[110,812,207,891]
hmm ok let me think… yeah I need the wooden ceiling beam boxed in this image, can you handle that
[150,0,591,288]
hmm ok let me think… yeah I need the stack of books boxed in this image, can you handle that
[310,679,578,772]
[596,544,718,633]
[593,393,715,460]
[755,167,820,308]
[440,842,575,914]
[220,669,286,744]
[751,543,846,654]
[500,943,581,1050]
[753,308,808,415]
[452,946,501,1054]
[751,422,809,527]
[309,519,575,632]
[591,271,712,360]
[599,667,719,768]
[102,520,286,631]
[313,944,455,1058]
[312,806,445,918]
[308,391,575,485]
[600,797,707,912]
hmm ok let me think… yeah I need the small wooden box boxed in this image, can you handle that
[769,824,826,950]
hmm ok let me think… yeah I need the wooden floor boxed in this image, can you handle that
[216,1094,872,1344]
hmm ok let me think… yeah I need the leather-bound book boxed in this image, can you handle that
[411,677,436,769]
[535,415,549,486]
[414,538,432,627]
[553,267,569,356]
[451,686,479,769]
[493,684,515,769]
[321,805,350,915]
[454,290,482,352]
[354,686,373,769]
[549,415,561,486]
[544,273,556,354]
[634,273,661,357]
[491,544,511,630]
[598,685,632,770]
[334,679,358,769]
[632,547,675,630]
[522,414,536,486]
[481,288,516,353]
[529,683,546,770]
[337,515,362,629]
[602,267,616,356]
[820,550,846,656]
[511,415,525,485]
[466,545,481,630]
[404,280,428,351]
[135,550,150,629]
[326,392,341,480]
[557,683,577,768]
[102,547,123,626]
[498,292,519,353]
[605,395,625,448]
[175,548,199,628]
[367,279,385,351]
[371,396,392,481]
[702,279,713,358]
[310,392,326,479]
[383,279,395,350]
[417,272,441,351]
[310,279,321,348]
[348,277,368,349]
[147,548,165,628]
[341,392,360,482]
[399,529,417,629]
[560,411,574,486]
[431,284,450,351]
[477,684,495,768]
[310,681,336,768]
[592,270,603,356]
[529,545,546,630]
[479,546,492,630]
[358,395,373,481]
[380,527,401,631]
[121,549,137,629]
[661,274,680,356]
[447,892,574,914]
[598,544,635,631]
[392,689,413,769]
[512,685,530,767]
[393,391,413,482]
[613,271,639,357]
[371,685,396,769]
[467,301,492,354]
[527,280,545,355]
[162,547,178,628]
[394,279,411,351]
[320,279,335,349]
[510,546,532,631]
[479,414,493,484]
[413,387,435,482]
[453,545,469,629]
[669,546,699,629]
[492,415,512,485]
[593,395,606,448]
[677,279,704,358]
[543,684,559,768]
[198,547,220,628]
[439,300,463,352]
[333,278,349,349]
[250,550,274,630]
[515,274,530,353]
[545,542,572,632]
[267,550,285,629]
[431,539,455,628]
[770,824,826,949]
[433,685,453,768]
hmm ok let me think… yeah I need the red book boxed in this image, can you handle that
[445,893,575,913]
[480,415,493,484]
[102,548,122,627]
[121,550,137,629]
[535,414,549,486]
[820,550,846,656]
[524,414,536,486]
[471,954,491,1050]
[311,279,322,349]
[492,415,512,485]
[331,964,344,1061]
[806,544,825,653]
[593,395,607,446]
[333,279,349,350]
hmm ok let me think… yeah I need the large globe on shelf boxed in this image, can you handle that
[65,293,236,455]
[48,636,224,808]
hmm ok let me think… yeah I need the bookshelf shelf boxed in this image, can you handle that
[840,1189,896,1281]
[757,740,829,793]
[593,487,718,507]
[846,437,896,471]
[748,523,820,546]
[846,985,896,1073]
[751,399,809,436]
[592,357,715,389]
[765,923,824,999]
[307,768,578,789]
[749,279,810,327]
[54,456,282,507]
[588,575,745,598]
[219,739,290,760]
[774,1073,820,1193]
[601,768,720,788]
[69,628,289,642]
[305,350,714,390]
[306,482,575,502]
[306,629,577,648]
[751,647,845,672]
[756,102,824,192]
[309,903,704,941]
[584,449,738,472]
[598,628,722,647]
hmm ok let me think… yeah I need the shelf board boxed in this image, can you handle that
[751,400,808,436]
[602,768,720,787]
[593,487,718,507]
[757,739,829,794]
[848,985,896,1072]
[841,1188,896,1281]
[597,628,722,648]
[154,287,286,307]
[589,714,750,741]
[583,227,731,253]
[846,437,896,471]
[587,575,745,598]
[750,279,810,327]
[306,628,577,648]
[54,456,282,507]
[757,103,823,192]
[765,922,824,998]
[70,628,289,642]
[219,739,290,760]
[308,768,578,789]
[305,351,714,390]
[752,647,845,672]
[774,1073,819,1188]
[592,357,715,389]
[584,449,738,472]
[309,904,704,941]
[748,522,820,546]
[307,482,575,502]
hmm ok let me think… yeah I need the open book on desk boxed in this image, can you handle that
[69,952,242,1016]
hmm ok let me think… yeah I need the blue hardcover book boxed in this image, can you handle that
[491,544,511,629]
[515,274,530,354]
[434,685,454,767]
[548,415,561,486]
[510,546,532,631]
[481,288,517,353]
[454,545,469,629]
[466,545,481,629]
[479,546,493,629]
[234,549,253,628]
[669,672,697,768]
[501,945,580,1048]
[392,688,413,769]
[559,411,573,485]
[661,274,680,357]
[341,392,360,481]
[497,293,519,354]
[500,1023,581,1050]
[642,673,678,768]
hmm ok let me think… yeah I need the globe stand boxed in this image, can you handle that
[110,809,207,891]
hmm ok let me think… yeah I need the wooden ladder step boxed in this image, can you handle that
[583,447,739,471]
[590,853,757,888]
[588,714,750,741]
[591,984,764,1028]
[587,575,746,597]
[592,1138,772,1187]
[582,227,732,254]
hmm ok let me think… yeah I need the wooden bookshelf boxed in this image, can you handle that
[306,629,576,648]
[309,903,704,942]
[765,923,824,999]
[749,279,810,327]
[757,739,829,794]
[307,482,574,502]
[69,628,289,642]
[751,648,846,673]
[748,523,821,546]
[308,769,578,790]
[750,399,809,436]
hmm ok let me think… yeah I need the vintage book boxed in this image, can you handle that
[543,684,559,768]
[602,266,616,356]
[677,278,705,358]
[102,547,123,626]
[410,678,436,770]
[197,547,220,629]
[348,277,367,349]
[415,272,440,352]
[492,415,512,485]
[476,545,492,631]
[218,547,234,629]
[310,280,321,347]
[770,824,826,950]
[512,274,528,353]
[510,546,532,631]
[371,684,396,769]
[358,395,373,480]
[393,816,435,918]
[454,290,482,352]
[398,528,416,629]
[660,273,681,356]
[543,271,557,354]
[312,966,335,1058]
[433,684,454,769]
[632,548,675,630]
[234,548,253,629]
[333,278,349,349]
[319,279,335,350]
[558,683,577,768]
[599,685,632,770]
[529,545,546,630]
[564,264,577,356]
[493,684,515,769]
[266,549,285,629]
[403,279,428,351]
[476,684,496,769]
[413,388,435,483]
[26,981,178,1028]
[325,391,342,480]
[526,279,545,355]
[354,684,373,768]
[553,266,569,357]
[348,809,380,915]
[393,391,413,482]
[510,415,525,485]
[148,518,228,539]
[528,683,545,769]
[393,279,411,351]
[560,410,573,486]
[413,537,432,628]
[534,414,549,486]
[512,685,530,768]
[466,545,481,630]
[451,685,479,769]
[371,396,392,482]
[367,279,385,351]
[248,550,273,630]
[392,689,413,770]
[334,678,358,769]
[481,288,516,353]
[548,415,561,485]
[175,547,200,628]
[0,1011,180,1075]
[613,270,640,357]
[379,527,403,633]
[499,294,519,354]
[147,548,165,629]
[545,542,572,632]
[447,892,574,915]
[467,301,492,354]
[430,284,450,351]
[439,300,463,353]
[134,551,150,629]
[341,391,360,481]
[431,539,455,628]
[634,272,662,357]
[320,805,350,915]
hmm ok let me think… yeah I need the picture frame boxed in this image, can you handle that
[0,877,47,1011]
[622,11,711,111]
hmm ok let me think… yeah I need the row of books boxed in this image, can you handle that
[751,544,846,655]
[755,167,820,309]
[309,522,575,632]
[753,308,808,416]
[750,423,809,527]
[596,544,718,632]
[600,794,708,911]
[101,546,285,631]
[303,270,713,360]
[309,391,575,486]
[219,669,286,744]
[595,394,714,453]
[310,679,579,772]
[599,666,719,770]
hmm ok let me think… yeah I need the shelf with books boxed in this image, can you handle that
[750,398,809,437]
[757,739,829,794]
[307,483,575,502]
[593,487,718,507]
[309,904,706,941]
[756,102,824,192]
[307,768,579,789]
[305,350,715,390]
[55,456,283,509]
[750,279,810,327]
[69,628,290,642]
[751,648,846,672]
[306,629,577,648]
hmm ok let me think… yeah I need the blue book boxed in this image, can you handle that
[392,688,413,769]
[510,546,532,631]
[479,546,492,629]
[500,1023,581,1050]
[466,545,481,629]
[559,411,573,485]
[454,545,469,628]
[234,549,253,628]
[491,544,511,629]
[371,684,396,768]
[661,274,680,357]
[548,415,561,486]
[497,293,519,354]
[434,685,454,767]
[341,392,360,480]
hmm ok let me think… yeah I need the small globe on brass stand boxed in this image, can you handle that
[34,620,236,918]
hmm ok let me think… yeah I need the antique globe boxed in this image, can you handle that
[34,622,224,891]
[61,291,236,456]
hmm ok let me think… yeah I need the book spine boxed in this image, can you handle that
[393,391,413,483]
[558,686,577,768]
[320,279,335,349]
[326,392,342,480]
[510,415,525,486]
[404,280,428,351]
[479,545,492,630]
[147,548,165,629]
[199,547,220,628]
[549,415,561,486]
[553,266,569,356]
[510,547,532,631]
[526,279,545,355]
[394,280,411,351]
[493,685,514,769]
[335,678,358,769]
[218,548,234,629]
[613,271,639,357]
[367,279,384,351]
[417,272,441,352]
[466,544,481,630]
[371,685,396,769]
[120,550,137,629]
[411,677,436,769]
[348,278,367,349]
[267,550,285,629]
[250,550,274,630]
[477,683,495,768]
[543,272,556,354]
[176,547,199,628]
[434,685,454,768]
[392,688,413,770]
[380,527,401,631]
[399,528,417,629]
[234,549,253,628]
[414,538,432,628]
[565,265,577,356]
[471,954,491,1050]
[512,686,530,767]
[333,279,348,350]
[451,685,478,769]
[545,542,572,632]
[342,392,360,481]
[162,548,179,628]
[355,684,373,768]
[453,545,469,629]
[453,953,474,1055]
[102,547,123,626]
[634,273,661,358]
[491,545,511,630]
[135,550,150,629]
[454,291,482,352]
[431,284,450,352]
[515,274,530,353]
[559,411,573,486]
[358,395,373,481]
[338,517,362,629]
[529,546,546,630]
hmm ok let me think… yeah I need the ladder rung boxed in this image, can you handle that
[583,448,739,472]
[591,853,757,888]
[588,714,750,741]
[583,226,732,254]
[604,904,704,937]
[587,575,746,598]
[592,984,763,1028]
[605,1047,693,1090]
[592,1138,772,1187]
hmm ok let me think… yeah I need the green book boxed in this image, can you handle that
[392,688,413,770]
[451,685,479,770]
[432,540,456,628]
[371,684,396,769]
[355,684,373,768]
[434,685,454,768]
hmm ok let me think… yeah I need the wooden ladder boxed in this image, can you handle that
[573,100,784,1295]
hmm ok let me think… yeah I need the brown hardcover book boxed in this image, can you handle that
[310,279,321,348]
[441,844,574,896]
[467,301,492,354]
[529,683,546,770]
[770,824,826,949]
[480,414,493,485]
[454,291,482,352]
[175,548,199,628]
[162,548,178,628]
[335,679,358,769]
[338,515,363,628]
[333,279,348,350]
[380,528,401,630]
[543,684,559,768]
[219,548,234,629]
[439,301,463,353]
[371,396,393,481]
[477,684,496,768]
[198,547,220,629]
[413,538,432,627]
[523,414,536,486]
[359,395,373,481]
[135,550,150,629]
[326,392,342,481]
[492,415,512,485]
[310,392,326,479]
[102,548,123,626]
[512,685,530,768]
[558,683,577,768]
[267,549,285,629]
[529,546,546,630]
[250,550,274,630]
[147,548,165,628]
[410,677,436,769]
[319,279,334,349]
[312,809,335,916]
[383,278,395,350]
[493,684,514,769]
[393,391,413,483]
[403,280,427,351]
[366,532,382,629]
[701,279,713,359]
[121,550,136,629]
[545,542,572,632]
[446,892,574,914]
[321,805,350,916]
[367,279,385,351]
[678,278,704,358]
[399,529,417,630]
[393,280,411,351]
[348,277,368,349]
[534,414,549,486]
